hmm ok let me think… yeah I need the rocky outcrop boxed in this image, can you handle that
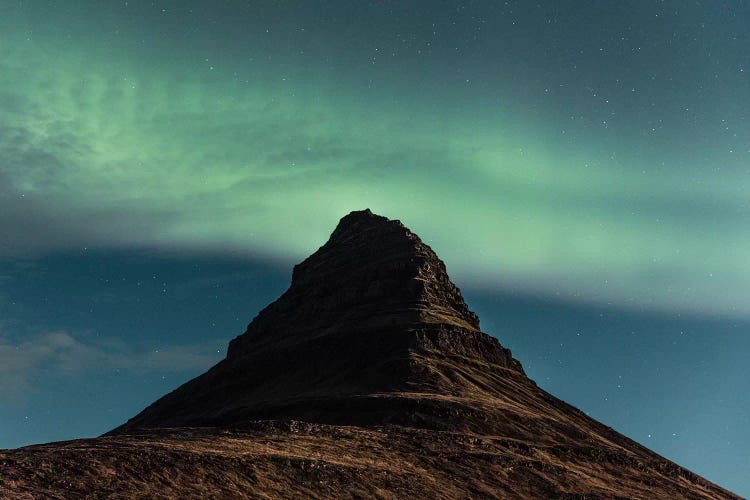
[227,209,483,357]
[76,209,741,498]
[109,209,524,433]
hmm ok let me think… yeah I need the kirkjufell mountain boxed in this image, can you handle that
[0,210,739,499]
[109,208,524,434]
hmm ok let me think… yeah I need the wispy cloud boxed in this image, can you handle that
[0,330,222,405]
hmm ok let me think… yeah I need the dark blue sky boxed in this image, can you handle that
[0,0,748,495]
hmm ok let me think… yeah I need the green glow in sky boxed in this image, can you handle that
[2,1,748,318]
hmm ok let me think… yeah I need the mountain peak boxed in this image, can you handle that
[99,211,740,499]
[325,208,411,245]
[110,210,518,434]
[8,208,735,500]
[227,209,481,360]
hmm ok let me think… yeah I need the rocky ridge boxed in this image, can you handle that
[108,209,523,433]
[0,209,739,499]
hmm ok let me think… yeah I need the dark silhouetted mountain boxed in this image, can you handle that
[109,208,524,434]
[0,210,739,499]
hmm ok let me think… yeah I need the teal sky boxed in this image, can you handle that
[1,1,748,495]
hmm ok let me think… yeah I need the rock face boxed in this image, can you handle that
[109,209,524,433]
[1,209,739,499]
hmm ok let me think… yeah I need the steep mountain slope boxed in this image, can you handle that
[0,210,739,499]
[108,208,524,433]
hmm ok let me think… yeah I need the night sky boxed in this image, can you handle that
[1,0,748,494]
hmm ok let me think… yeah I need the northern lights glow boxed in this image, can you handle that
[2,1,748,317]
[1,1,748,495]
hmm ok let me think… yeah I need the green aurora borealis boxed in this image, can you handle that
[2,1,748,317]
[1,1,749,495]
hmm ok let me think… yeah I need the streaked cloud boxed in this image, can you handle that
[0,330,221,405]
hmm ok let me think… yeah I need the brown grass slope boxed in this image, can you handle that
[0,423,739,499]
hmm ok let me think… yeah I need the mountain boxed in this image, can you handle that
[108,208,524,434]
[0,210,739,499]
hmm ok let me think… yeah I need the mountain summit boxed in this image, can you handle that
[2,210,738,499]
[110,208,524,433]
[230,208,483,352]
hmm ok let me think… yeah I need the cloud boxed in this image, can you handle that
[0,330,221,405]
